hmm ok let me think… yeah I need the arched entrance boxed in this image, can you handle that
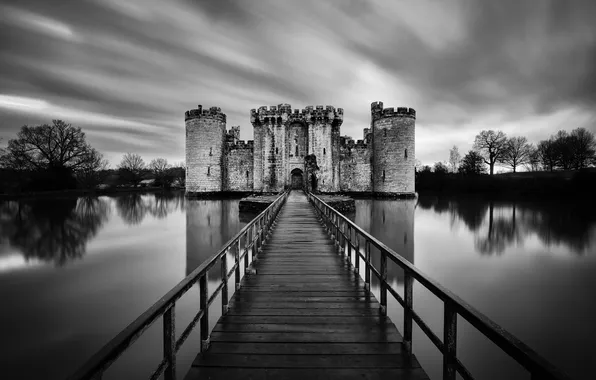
[290,168,304,189]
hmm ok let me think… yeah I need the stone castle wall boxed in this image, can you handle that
[185,101,415,195]
[340,141,372,192]
[225,142,254,191]
[371,102,416,194]
[185,106,226,193]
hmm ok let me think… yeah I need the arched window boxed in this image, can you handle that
[295,145,299,156]
[246,170,249,178]
[405,149,408,159]
[323,148,326,155]
[276,147,279,154]
[382,170,385,182]
[207,166,210,175]
[209,147,212,156]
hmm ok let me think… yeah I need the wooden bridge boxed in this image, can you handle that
[67,190,573,380]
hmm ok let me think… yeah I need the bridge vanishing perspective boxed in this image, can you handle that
[67,191,573,380]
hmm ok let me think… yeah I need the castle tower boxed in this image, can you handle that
[185,105,227,194]
[371,101,416,195]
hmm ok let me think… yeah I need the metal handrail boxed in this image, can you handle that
[307,191,573,380]
[66,191,289,380]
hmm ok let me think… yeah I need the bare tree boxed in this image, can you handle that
[473,130,508,175]
[538,138,557,171]
[414,159,422,173]
[525,144,541,171]
[569,128,596,169]
[1,120,103,172]
[552,130,574,170]
[149,157,173,188]
[503,136,531,173]
[119,153,145,186]
[448,145,461,173]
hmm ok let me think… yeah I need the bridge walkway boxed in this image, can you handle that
[184,191,428,379]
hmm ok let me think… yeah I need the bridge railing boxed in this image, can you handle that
[307,192,572,380]
[67,191,289,380]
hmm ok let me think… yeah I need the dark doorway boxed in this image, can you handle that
[290,168,304,189]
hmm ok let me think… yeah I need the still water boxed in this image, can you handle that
[0,192,594,379]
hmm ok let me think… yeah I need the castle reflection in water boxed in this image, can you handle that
[1,192,593,270]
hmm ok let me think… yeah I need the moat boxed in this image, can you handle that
[0,192,594,380]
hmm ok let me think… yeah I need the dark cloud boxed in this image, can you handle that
[1,0,595,166]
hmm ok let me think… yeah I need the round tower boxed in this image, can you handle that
[185,105,227,194]
[371,101,416,196]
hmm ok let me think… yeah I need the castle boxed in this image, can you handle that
[185,102,416,196]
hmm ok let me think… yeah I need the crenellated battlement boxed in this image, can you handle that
[251,103,343,126]
[228,140,254,150]
[371,101,415,121]
[185,105,227,122]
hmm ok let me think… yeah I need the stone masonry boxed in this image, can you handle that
[185,102,416,196]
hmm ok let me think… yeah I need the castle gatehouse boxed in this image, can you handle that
[185,102,416,196]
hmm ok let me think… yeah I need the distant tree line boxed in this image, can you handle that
[0,120,185,194]
[417,127,595,176]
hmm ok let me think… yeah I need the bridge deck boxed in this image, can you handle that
[185,191,428,379]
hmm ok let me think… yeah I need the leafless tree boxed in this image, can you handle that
[448,145,461,173]
[473,130,508,175]
[538,138,557,171]
[0,120,103,172]
[119,153,145,186]
[503,136,531,173]
[525,144,541,171]
[569,128,595,169]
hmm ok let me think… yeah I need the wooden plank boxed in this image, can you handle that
[185,367,429,380]
[219,316,389,324]
[209,331,402,343]
[212,323,399,334]
[193,353,417,368]
[206,342,404,355]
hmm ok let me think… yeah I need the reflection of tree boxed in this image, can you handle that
[0,197,109,266]
[115,192,184,225]
[419,196,595,255]
[116,194,147,225]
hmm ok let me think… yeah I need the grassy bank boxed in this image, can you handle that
[416,169,596,199]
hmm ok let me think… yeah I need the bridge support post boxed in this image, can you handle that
[364,241,371,291]
[221,254,228,315]
[347,225,352,268]
[163,305,176,380]
[235,239,241,291]
[380,250,387,316]
[404,272,413,356]
[199,275,210,353]
[354,235,360,275]
[443,302,457,380]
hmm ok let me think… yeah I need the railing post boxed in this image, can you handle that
[235,238,241,291]
[347,225,352,267]
[443,302,457,380]
[354,233,360,274]
[404,271,413,356]
[163,305,176,380]
[221,254,228,315]
[380,249,387,316]
[245,227,250,271]
[199,274,209,352]
[364,240,371,291]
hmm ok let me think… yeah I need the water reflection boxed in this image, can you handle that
[185,199,247,276]
[0,197,110,266]
[417,197,596,255]
[347,199,415,283]
[115,192,185,225]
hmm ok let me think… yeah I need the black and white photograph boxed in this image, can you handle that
[1,1,595,379]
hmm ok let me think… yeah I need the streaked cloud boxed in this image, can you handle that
[0,0,595,166]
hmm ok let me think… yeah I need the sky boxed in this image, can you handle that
[1,0,595,168]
